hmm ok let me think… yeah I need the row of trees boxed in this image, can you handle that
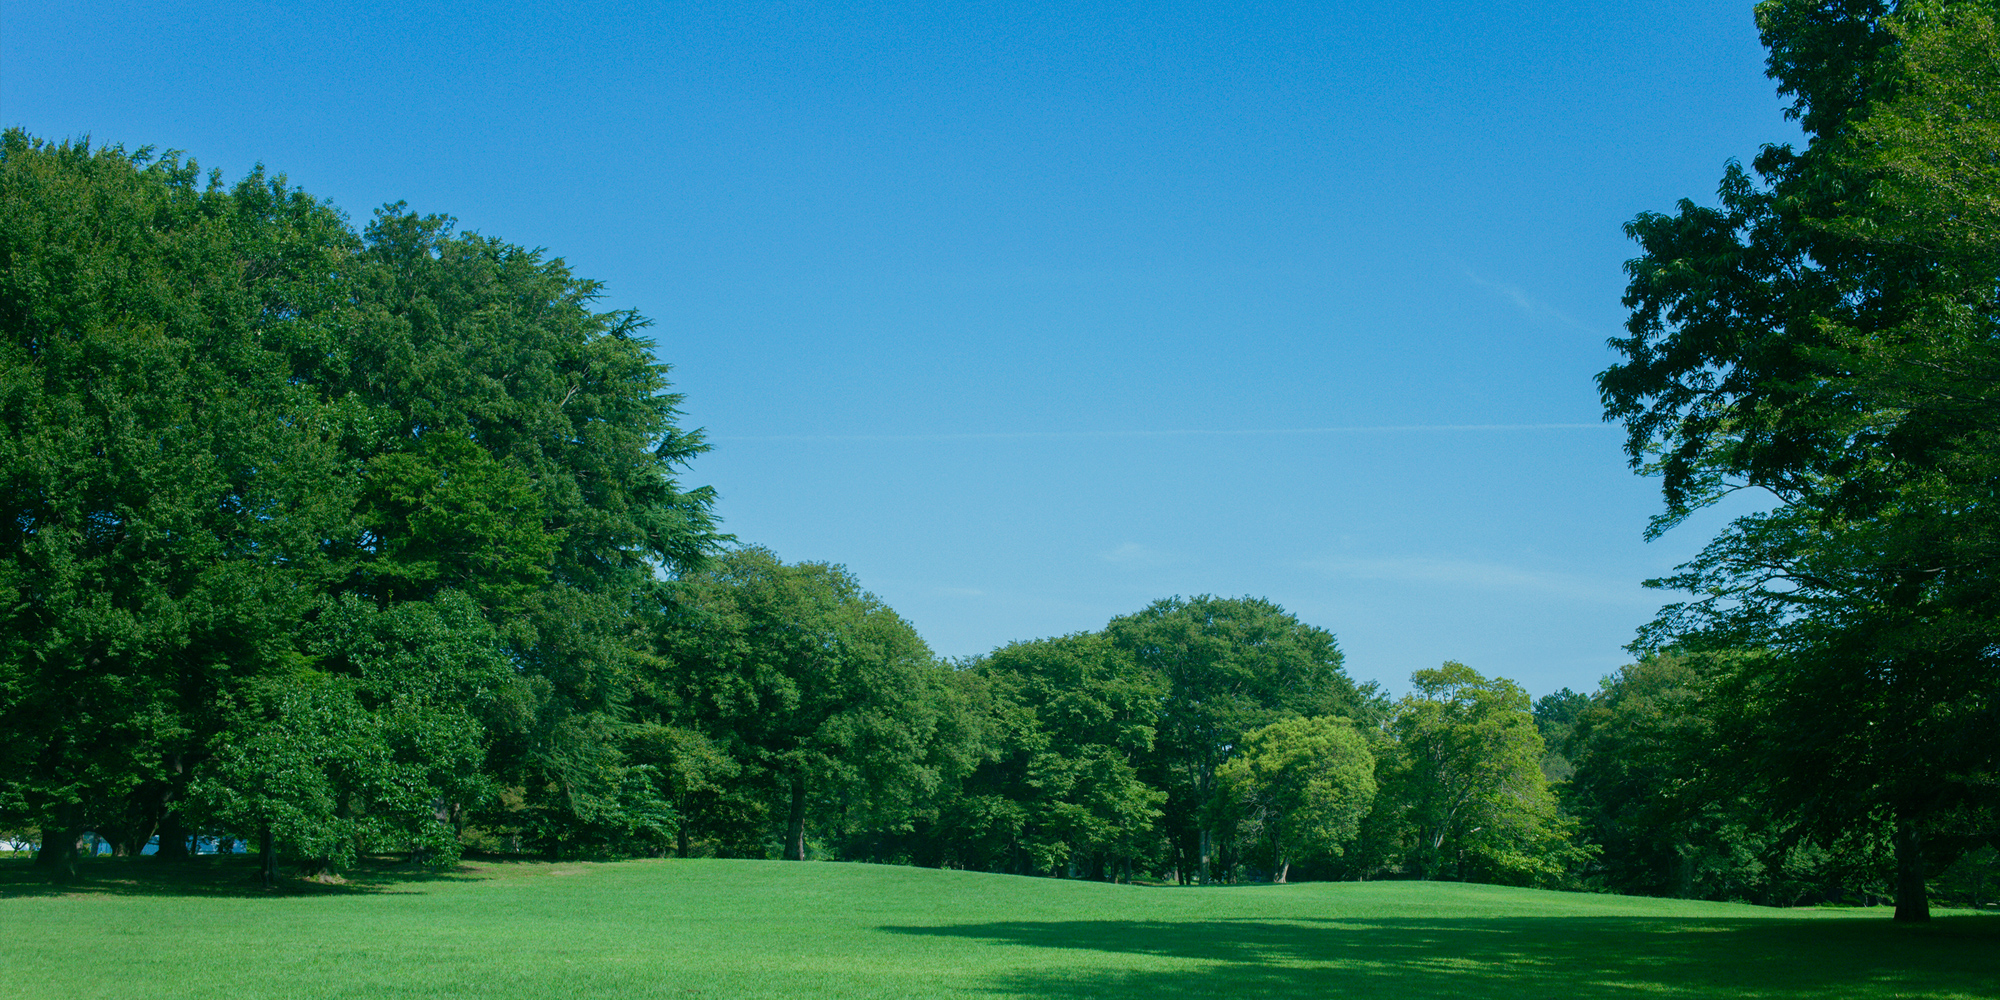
[645,553,1585,888]
[5,0,1992,918]
[0,129,1571,890]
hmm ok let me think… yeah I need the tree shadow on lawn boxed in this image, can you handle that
[0,855,480,899]
[882,912,2000,999]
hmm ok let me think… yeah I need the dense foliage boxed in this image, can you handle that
[4,0,1994,919]
[0,131,722,881]
[1599,0,2000,921]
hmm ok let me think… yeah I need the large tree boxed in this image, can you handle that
[934,632,1166,878]
[0,132,721,876]
[1598,0,2000,921]
[0,135,355,873]
[330,204,721,859]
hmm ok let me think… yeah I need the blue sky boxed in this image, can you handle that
[5,1,1795,697]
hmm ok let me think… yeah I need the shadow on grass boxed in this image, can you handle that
[0,855,481,899]
[883,912,2000,999]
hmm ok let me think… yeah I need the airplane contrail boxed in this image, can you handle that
[714,423,1611,443]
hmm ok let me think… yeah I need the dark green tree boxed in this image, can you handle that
[0,132,721,877]
[1532,688,1591,783]
[1106,595,1377,884]
[331,205,721,856]
[935,632,1165,878]
[1598,0,2000,921]
[0,134,355,875]
[1563,650,1895,905]
[656,547,956,861]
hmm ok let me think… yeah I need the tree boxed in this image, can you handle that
[332,205,722,857]
[1374,663,1582,885]
[0,132,722,876]
[655,547,953,861]
[1597,0,2000,921]
[1563,650,1896,905]
[0,134,355,875]
[1532,688,1591,783]
[934,632,1165,877]
[184,675,478,887]
[1216,715,1375,883]
[1107,595,1378,883]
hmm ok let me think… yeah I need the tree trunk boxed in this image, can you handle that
[34,825,79,881]
[1199,826,1213,885]
[1673,827,1694,898]
[1894,813,1930,923]
[1273,814,1288,884]
[259,824,277,890]
[783,772,807,861]
[154,811,189,860]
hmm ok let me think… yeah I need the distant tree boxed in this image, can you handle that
[1564,649,1895,905]
[1531,688,1590,783]
[656,548,954,861]
[1215,716,1375,883]
[936,633,1165,877]
[1375,662,1585,885]
[617,719,739,858]
[1565,652,1743,898]
[1107,595,1379,883]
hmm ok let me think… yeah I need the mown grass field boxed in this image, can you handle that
[1,856,1994,999]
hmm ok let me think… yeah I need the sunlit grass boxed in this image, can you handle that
[2,856,1993,999]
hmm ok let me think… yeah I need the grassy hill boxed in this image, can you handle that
[2,857,1994,999]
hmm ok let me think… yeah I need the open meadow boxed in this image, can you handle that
[2,858,1994,1000]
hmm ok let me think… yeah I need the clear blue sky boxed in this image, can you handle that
[4,0,1796,698]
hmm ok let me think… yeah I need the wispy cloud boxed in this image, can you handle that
[1463,270,1599,335]
[716,424,1611,443]
[1302,555,1651,606]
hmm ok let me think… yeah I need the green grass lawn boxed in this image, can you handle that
[2,857,1994,999]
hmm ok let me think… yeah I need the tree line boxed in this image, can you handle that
[3,0,1995,918]
[0,131,1590,892]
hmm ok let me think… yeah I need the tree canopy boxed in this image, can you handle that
[0,131,721,876]
[652,547,961,861]
[1598,0,2000,921]
[1106,594,1378,883]
[1216,715,1376,883]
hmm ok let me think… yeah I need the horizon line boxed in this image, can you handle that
[713,423,1613,443]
